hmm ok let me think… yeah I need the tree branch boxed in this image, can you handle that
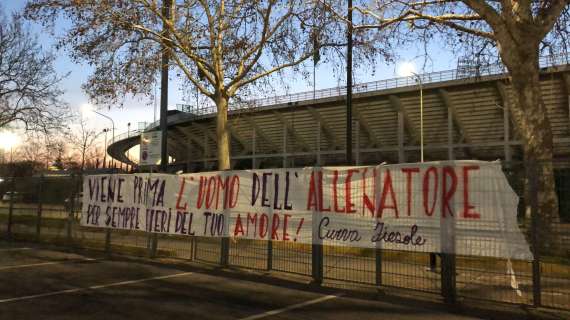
[536,1,570,39]
[462,0,504,30]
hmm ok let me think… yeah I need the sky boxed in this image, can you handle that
[2,0,457,153]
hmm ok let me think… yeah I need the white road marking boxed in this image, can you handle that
[239,294,341,320]
[0,258,98,270]
[0,247,32,252]
[0,272,193,303]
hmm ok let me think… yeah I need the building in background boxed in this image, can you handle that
[109,56,570,169]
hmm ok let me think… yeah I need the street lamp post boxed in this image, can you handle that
[159,0,172,174]
[92,117,114,254]
[102,129,108,168]
[92,110,115,169]
[346,0,353,165]
[127,122,131,171]
[410,72,424,163]
[408,71,434,271]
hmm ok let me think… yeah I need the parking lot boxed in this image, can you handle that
[0,242,499,320]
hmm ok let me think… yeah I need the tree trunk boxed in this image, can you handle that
[502,50,560,254]
[216,94,231,171]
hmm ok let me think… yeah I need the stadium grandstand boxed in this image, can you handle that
[108,54,570,172]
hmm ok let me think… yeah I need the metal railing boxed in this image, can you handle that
[110,53,570,146]
[1,161,570,310]
[175,53,569,116]
[108,129,143,146]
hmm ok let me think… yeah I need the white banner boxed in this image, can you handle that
[81,161,532,260]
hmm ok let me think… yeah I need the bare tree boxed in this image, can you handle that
[0,10,68,132]
[19,134,49,164]
[84,146,105,170]
[48,138,68,170]
[26,0,384,170]
[69,117,101,171]
[17,131,67,170]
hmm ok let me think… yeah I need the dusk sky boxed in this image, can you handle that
[4,0,455,144]
[1,3,566,318]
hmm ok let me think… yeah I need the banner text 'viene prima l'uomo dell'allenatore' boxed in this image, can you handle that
[82,161,532,260]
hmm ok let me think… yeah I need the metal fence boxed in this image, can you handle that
[1,161,569,310]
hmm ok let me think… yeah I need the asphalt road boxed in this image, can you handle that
[0,243,484,320]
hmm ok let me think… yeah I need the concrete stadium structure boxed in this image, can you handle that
[108,56,570,172]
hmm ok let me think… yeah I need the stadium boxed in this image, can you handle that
[108,56,570,174]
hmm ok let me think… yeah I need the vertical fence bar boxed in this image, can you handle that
[67,174,76,245]
[441,253,456,303]
[375,162,383,288]
[149,233,158,258]
[189,236,195,261]
[530,162,541,307]
[6,177,15,240]
[429,253,437,272]
[148,165,157,257]
[146,233,152,256]
[192,236,198,260]
[266,163,284,272]
[311,168,323,285]
[267,240,273,271]
[220,237,230,266]
[375,247,382,287]
[440,170,457,304]
[105,229,112,254]
[36,175,43,241]
[220,171,231,267]
[311,242,323,284]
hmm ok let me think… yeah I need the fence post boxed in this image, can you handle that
[149,233,158,258]
[36,175,43,242]
[440,169,457,304]
[66,174,76,245]
[311,243,323,284]
[375,209,382,287]
[192,236,197,260]
[146,233,152,256]
[267,240,273,271]
[6,177,15,240]
[220,169,232,267]
[441,253,456,303]
[311,169,323,285]
[105,229,112,254]
[530,163,541,307]
[375,248,382,287]
[220,237,229,266]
